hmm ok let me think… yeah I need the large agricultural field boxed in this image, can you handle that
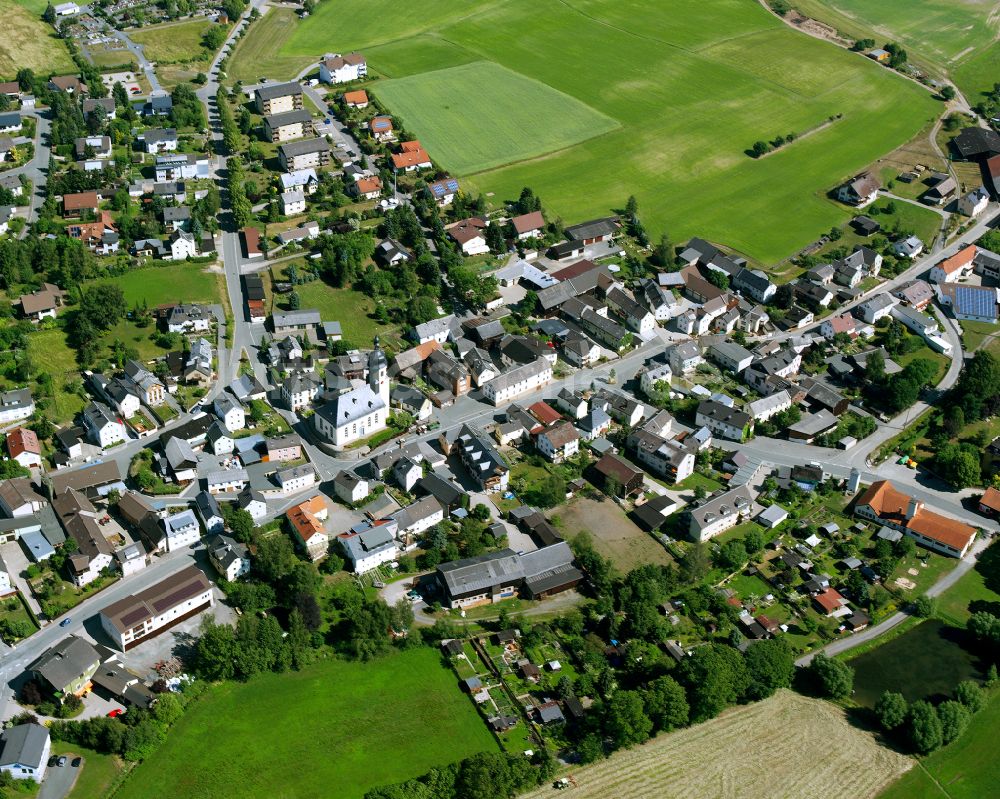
[114,648,499,799]
[520,690,912,799]
[376,62,619,175]
[268,0,937,264]
[800,0,1000,101]
[0,0,74,79]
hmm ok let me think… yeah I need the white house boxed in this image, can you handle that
[82,402,126,448]
[340,524,398,573]
[709,341,754,374]
[856,293,898,324]
[929,245,977,284]
[640,362,673,398]
[238,487,268,523]
[536,421,579,463]
[891,304,939,337]
[668,341,703,374]
[958,186,989,217]
[320,52,367,84]
[167,230,197,260]
[207,534,250,581]
[276,464,317,494]
[687,485,756,542]
[214,394,246,432]
[483,358,553,406]
[207,468,249,495]
[837,172,879,207]
[164,509,201,550]
[0,724,50,783]
[280,189,306,216]
[334,470,369,504]
[893,236,924,259]
[746,390,792,422]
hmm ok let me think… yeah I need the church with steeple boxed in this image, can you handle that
[313,337,390,448]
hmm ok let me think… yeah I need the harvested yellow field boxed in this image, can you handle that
[521,691,912,799]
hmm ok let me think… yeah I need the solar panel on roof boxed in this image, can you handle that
[446,179,459,191]
[956,286,997,319]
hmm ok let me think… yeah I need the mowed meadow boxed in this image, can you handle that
[1,0,75,78]
[276,0,937,263]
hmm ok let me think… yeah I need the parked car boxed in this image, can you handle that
[59,618,72,628]
[107,709,125,718]
[57,756,67,767]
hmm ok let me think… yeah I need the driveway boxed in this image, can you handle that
[38,757,81,799]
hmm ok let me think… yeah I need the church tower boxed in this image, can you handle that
[368,335,389,404]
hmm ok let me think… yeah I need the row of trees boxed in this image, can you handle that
[874,680,986,754]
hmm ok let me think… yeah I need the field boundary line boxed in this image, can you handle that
[916,760,952,798]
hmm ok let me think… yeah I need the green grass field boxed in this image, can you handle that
[376,61,620,174]
[13,0,49,13]
[114,649,498,799]
[805,0,1000,102]
[108,263,221,307]
[0,0,75,79]
[130,19,217,64]
[224,7,314,84]
[879,686,1000,799]
[28,328,88,423]
[273,0,936,264]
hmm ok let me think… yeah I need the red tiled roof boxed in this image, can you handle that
[552,259,599,281]
[6,426,40,458]
[512,211,545,234]
[63,191,99,212]
[813,588,845,615]
[980,487,1000,512]
[355,176,382,194]
[400,140,422,152]
[528,401,562,426]
[856,480,976,552]
[391,149,431,169]
[343,90,368,105]
[936,244,977,276]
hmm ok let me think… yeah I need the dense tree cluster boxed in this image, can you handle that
[872,679,983,755]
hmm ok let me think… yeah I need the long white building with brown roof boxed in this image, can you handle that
[854,480,977,558]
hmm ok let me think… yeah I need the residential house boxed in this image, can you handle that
[837,172,879,207]
[856,293,898,324]
[0,724,50,783]
[167,303,210,333]
[483,358,553,405]
[959,186,990,217]
[62,191,99,218]
[369,116,394,142]
[746,390,792,422]
[195,491,225,536]
[448,217,489,256]
[820,314,857,340]
[537,421,580,463]
[893,279,934,310]
[82,402,125,448]
[455,425,509,492]
[28,635,100,697]
[17,283,66,321]
[206,533,249,581]
[732,268,776,303]
[426,178,459,206]
[891,304,939,337]
[929,245,977,284]
[893,236,924,259]
[6,427,41,469]
[668,340,703,374]
[320,52,367,83]
[334,470,369,504]
[338,522,397,573]
[213,394,245,432]
[511,211,545,240]
[709,341,754,374]
[696,399,753,442]
[342,89,369,108]
[687,485,756,542]
[280,189,306,216]
[287,495,329,560]
[141,128,177,153]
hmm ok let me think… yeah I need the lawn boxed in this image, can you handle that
[129,19,218,64]
[520,690,911,799]
[959,319,998,353]
[937,562,1000,627]
[848,619,983,708]
[103,263,222,307]
[114,648,498,799]
[224,7,314,84]
[0,0,75,79]
[375,61,620,175]
[53,742,124,799]
[279,276,404,351]
[275,0,936,264]
[28,327,88,424]
[879,686,1000,799]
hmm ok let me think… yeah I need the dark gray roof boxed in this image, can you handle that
[256,81,302,102]
[0,724,49,770]
[438,548,524,596]
[279,138,329,159]
[264,108,312,128]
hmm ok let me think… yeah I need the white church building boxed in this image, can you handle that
[313,339,390,448]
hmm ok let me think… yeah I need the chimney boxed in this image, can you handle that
[906,497,922,520]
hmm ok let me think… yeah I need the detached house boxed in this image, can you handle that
[837,172,879,207]
[695,399,753,442]
[320,52,367,84]
[287,495,329,560]
[537,421,580,463]
[731,268,776,303]
[18,283,66,321]
[929,245,977,284]
[448,217,489,256]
